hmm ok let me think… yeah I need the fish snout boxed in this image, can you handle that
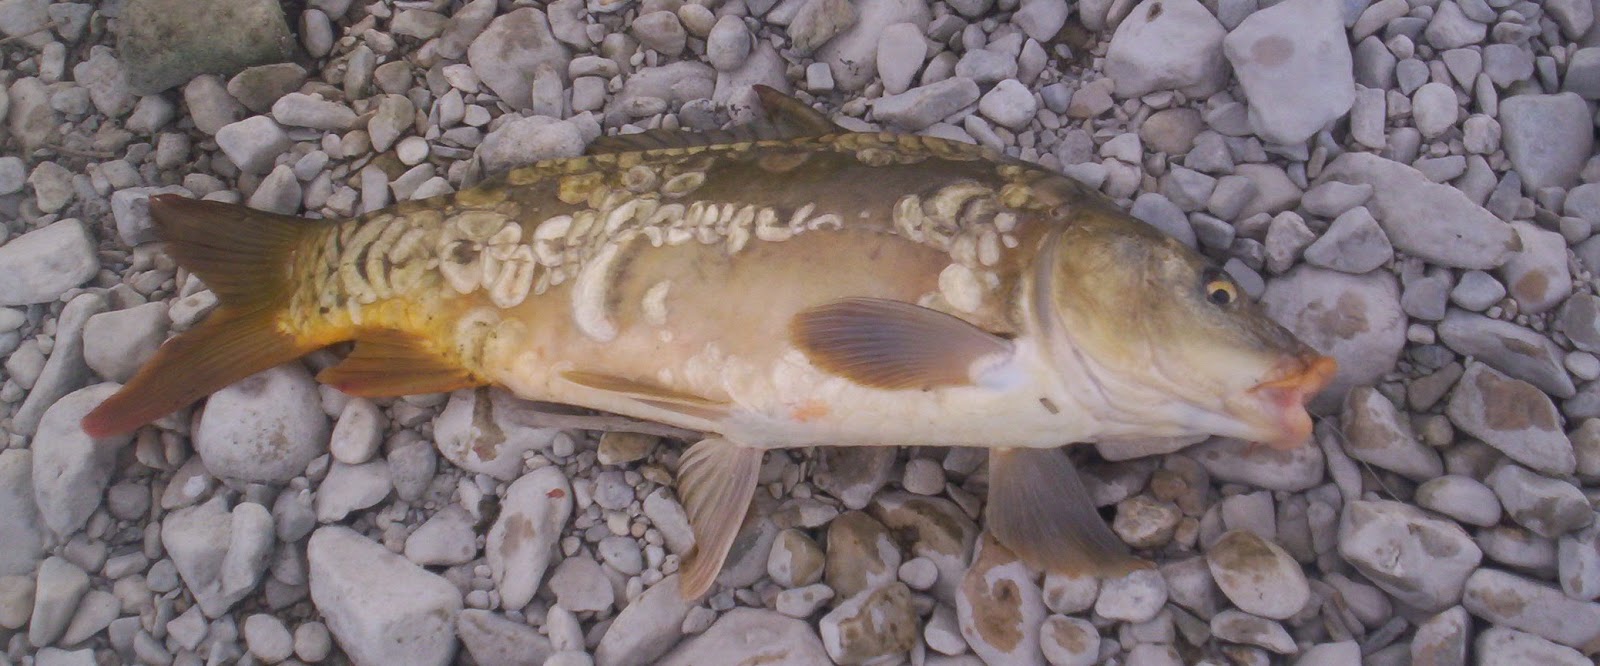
[1245,353,1338,450]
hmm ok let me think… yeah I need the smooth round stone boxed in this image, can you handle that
[1415,475,1502,527]
[1205,530,1310,620]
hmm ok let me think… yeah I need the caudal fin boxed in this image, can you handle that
[80,195,325,437]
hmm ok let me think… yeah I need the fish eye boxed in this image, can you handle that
[1204,278,1237,306]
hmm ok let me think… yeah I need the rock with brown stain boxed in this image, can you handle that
[1038,615,1099,666]
[814,447,897,510]
[433,388,566,481]
[1411,606,1469,666]
[957,536,1046,666]
[487,466,573,611]
[1205,530,1309,620]
[824,511,901,601]
[1498,222,1573,315]
[1446,363,1576,476]
[1221,0,1354,144]
[1462,568,1600,653]
[1438,310,1575,399]
[1260,266,1405,412]
[1190,437,1325,492]
[1103,0,1228,99]
[1485,464,1594,538]
[1337,500,1481,612]
[818,582,918,664]
[1475,627,1591,666]
[1340,386,1445,481]
[768,528,826,588]
[868,492,978,604]
[1208,609,1295,654]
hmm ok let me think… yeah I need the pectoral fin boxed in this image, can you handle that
[789,298,1014,390]
[558,371,730,421]
[676,437,764,600]
[986,447,1151,577]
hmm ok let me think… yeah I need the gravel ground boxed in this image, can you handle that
[2,0,1600,664]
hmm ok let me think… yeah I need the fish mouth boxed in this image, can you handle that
[1230,353,1338,450]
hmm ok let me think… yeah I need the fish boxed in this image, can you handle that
[82,86,1336,600]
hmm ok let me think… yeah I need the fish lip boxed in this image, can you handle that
[1234,353,1338,450]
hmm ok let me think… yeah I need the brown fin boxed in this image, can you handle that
[676,437,763,599]
[586,85,841,154]
[81,310,313,437]
[559,370,730,421]
[317,329,482,397]
[147,194,326,309]
[81,195,323,437]
[986,447,1151,578]
[790,298,1013,390]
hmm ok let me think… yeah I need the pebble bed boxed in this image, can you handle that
[1,0,1600,663]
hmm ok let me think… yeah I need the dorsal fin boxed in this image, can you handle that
[586,85,842,154]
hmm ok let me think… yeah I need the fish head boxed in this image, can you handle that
[1037,209,1335,450]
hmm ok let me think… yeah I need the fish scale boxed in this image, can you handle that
[83,86,1336,602]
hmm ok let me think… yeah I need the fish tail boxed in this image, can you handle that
[80,195,329,437]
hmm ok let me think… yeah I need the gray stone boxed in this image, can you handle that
[314,460,391,522]
[0,219,98,307]
[978,79,1037,130]
[707,16,752,73]
[593,576,695,666]
[1209,610,1295,654]
[432,388,562,480]
[83,303,168,383]
[215,116,291,174]
[873,77,980,132]
[309,526,462,665]
[488,467,572,611]
[31,384,131,537]
[660,608,830,665]
[816,0,930,91]
[1486,464,1593,538]
[110,185,192,246]
[271,92,356,131]
[1303,207,1391,274]
[476,116,586,175]
[1462,568,1600,652]
[1223,0,1355,144]
[467,8,570,111]
[1452,271,1506,311]
[1260,266,1405,411]
[633,10,687,56]
[1424,1,1486,49]
[1105,0,1228,99]
[13,293,106,436]
[27,557,88,647]
[0,451,44,575]
[788,0,854,56]
[1475,627,1590,666]
[1412,82,1458,138]
[1338,500,1481,611]
[1340,386,1443,480]
[1447,362,1575,476]
[1411,606,1470,665]
[118,0,295,94]
[195,364,329,482]
[1500,93,1594,190]
[1206,530,1308,620]
[1415,475,1501,527]
[457,609,555,666]
[1498,221,1572,315]
[1317,152,1517,270]
[1191,436,1325,492]
[1438,309,1573,398]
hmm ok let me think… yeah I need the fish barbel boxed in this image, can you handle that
[83,87,1335,599]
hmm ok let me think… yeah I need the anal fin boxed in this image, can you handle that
[986,447,1151,578]
[559,370,730,421]
[317,329,481,397]
[676,437,764,599]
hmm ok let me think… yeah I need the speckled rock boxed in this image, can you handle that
[1260,266,1405,411]
[958,537,1046,665]
[1462,568,1600,652]
[820,582,917,664]
[488,467,572,611]
[1338,500,1482,611]
[1446,362,1576,476]
[1205,530,1309,620]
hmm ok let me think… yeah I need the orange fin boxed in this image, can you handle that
[789,298,1013,390]
[317,329,482,397]
[559,371,729,421]
[81,195,322,437]
[986,447,1152,578]
[82,311,312,437]
[676,437,763,600]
